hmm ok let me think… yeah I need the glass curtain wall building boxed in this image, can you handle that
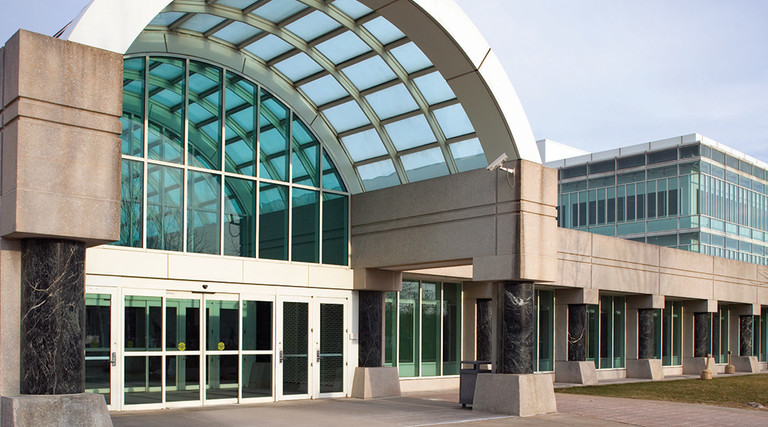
[548,134,768,265]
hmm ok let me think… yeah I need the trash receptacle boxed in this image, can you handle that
[460,360,491,408]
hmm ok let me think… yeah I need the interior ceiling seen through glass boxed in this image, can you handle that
[143,0,488,191]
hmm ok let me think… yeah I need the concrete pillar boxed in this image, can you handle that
[637,309,659,359]
[567,304,587,361]
[476,299,492,361]
[358,291,383,367]
[740,315,754,357]
[20,239,86,394]
[495,282,534,374]
[694,312,711,358]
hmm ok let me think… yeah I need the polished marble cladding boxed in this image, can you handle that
[568,304,587,362]
[740,315,754,357]
[637,309,659,359]
[693,312,711,358]
[358,290,383,367]
[496,282,534,374]
[20,238,86,394]
[476,298,492,362]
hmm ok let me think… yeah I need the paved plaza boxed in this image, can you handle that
[111,390,768,426]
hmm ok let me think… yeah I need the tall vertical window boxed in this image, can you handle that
[384,280,462,378]
[587,296,625,369]
[662,301,683,366]
[118,56,349,265]
[712,306,729,363]
[534,289,554,372]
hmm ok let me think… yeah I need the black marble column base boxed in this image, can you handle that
[358,291,384,368]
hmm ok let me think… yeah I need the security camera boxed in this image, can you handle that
[486,153,509,171]
[202,284,208,290]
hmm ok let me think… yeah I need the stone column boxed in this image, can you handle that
[637,309,658,359]
[568,304,587,361]
[740,315,754,357]
[20,239,86,394]
[476,299,492,361]
[693,312,711,358]
[358,291,383,367]
[495,282,534,374]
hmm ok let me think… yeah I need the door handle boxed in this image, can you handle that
[317,349,320,363]
[279,350,284,363]
[110,352,117,367]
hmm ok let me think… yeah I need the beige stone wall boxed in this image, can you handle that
[557,228,768,307]
[0,30,122,246]
[351,161,558,286]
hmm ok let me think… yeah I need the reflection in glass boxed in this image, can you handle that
[224,177,256,257]
[148,57,184,164]
[421,282,441,376]
[188,171,221,255]
[124,296,162,351]
[243,301,272,351]
[442,283,461,375]
[119,159,143,247]
[206,355,238,400]
[146,165,183,251]
[242,354,272,398]
[322,149,346,192]
[259,91,290,182]
[398,281,419,377]
[282,302,308,395]
[206,300,239,351]
[322,193,348,265]
[85,294,111,405]
[535,290,555,372]
[291,119,320,186]
[259,183,289,260]
[124,356,162,405]
[224,72,258,176]
[166,299,200,351]
[384,292,397,367]
[122,57,144,157]
[166,355,200,402]
[292,188,319,263]
[188,61,222,170]
[320,304,344,393]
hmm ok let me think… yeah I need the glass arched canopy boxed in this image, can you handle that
[64,0,541,193]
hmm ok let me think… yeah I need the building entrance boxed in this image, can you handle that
[85,286,349,410]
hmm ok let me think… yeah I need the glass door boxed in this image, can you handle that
[203,294,240,404]
[315,298,346,398]
[277,297,311,400]
[165,293,202,407]
[85,287,119,410]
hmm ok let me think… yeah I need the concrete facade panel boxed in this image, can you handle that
[0,239,21,396]
[167,253,244,283]
[714,281,758,305]
[591,264,659,295]
[659,273,713,300]
[659,247,714,274]
[242,261,309,287]
[308,265,354,290]
[591,234,659,266]
[85,247,169,278]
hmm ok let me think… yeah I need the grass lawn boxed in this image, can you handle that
[556,373,768,410]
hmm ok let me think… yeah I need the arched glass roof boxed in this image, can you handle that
[135,0,485,192]
[63,0,542,194]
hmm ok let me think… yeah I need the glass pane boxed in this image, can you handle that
[243,301,272,351]
[342,56,397,91]
[384,292,397,367]
[341,129,388,162]
[291,119,320,186]
[148,11,185,26]
[166,298,200,351]
[285,10,341,41]
[252,0,307,23]
[332,0,372,19]
[662,305,672,366]
[320,304,344,393]
[322,193,348,266]
[442,283,461,375]
[365,84,418,120]
[358,159,399,191]
[206,355,238,399]
[122,57,144,157]
[124,296,162,351]
[259,91,290,182]
[283,302,309,395]
[85,294,111,404]
[187,171,221,255]
[124,356,162,405]
[179,14,225,33]
[118,159,143,248]
[300,74,348,106]
[323,100,370,133]
[322,148,347,192]
[673,302,683,365]
[537,290,555,372]
[599,296,612,368]
[316,31,371,64]
[450,138,486,172]
[146,164,183,251]
[363,16,405,45]
[166,355,200,402]
[401,147,449,182]
[434,104,473,139]
[274,52,324,82]
[244,34,293,62]
[421,282,441,376]
[188,61,222,170]
[225,72,258,176]
[613,297,626,368]
[292,188,319,263]
[148,57,184,164]
[259,182,289,260]
[414,72,455,106]
[213,21,261,45]
[224,177,256,258]
[242,354,272,398]
[586,305,599,367]
[206,300,239,351]
[390,42,432,74]
[398,281,419,377]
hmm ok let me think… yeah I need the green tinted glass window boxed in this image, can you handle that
[188,61,222,170]
[224,72,258,176]
[420,282,441,376]
[442,283,461,375]
[292,188,319,263]
[259,182,289,260]
[259,91,290,181]
[122,57,144,157]
[146,164,183,251]
[224,177,256,257]
[119,159,143,248]
[187,171,221,254]
[322,193,348,265]
[291,119,320,186]
[148,57,184,164]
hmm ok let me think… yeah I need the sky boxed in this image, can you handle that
[2,0,767,160]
